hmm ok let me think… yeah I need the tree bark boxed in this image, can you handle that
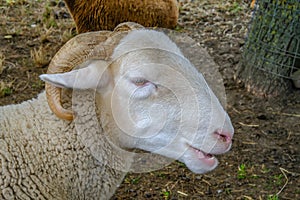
[237,0,300,97]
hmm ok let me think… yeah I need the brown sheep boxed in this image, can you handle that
[64,0,179,33]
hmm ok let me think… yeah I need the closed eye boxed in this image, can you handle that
[131,77,151,87]
[130,77,158,99]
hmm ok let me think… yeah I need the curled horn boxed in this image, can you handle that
[45,22,144,121]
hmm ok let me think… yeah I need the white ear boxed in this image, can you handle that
[40,60,111,90]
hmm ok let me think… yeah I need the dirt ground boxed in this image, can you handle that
[0,0,299,199]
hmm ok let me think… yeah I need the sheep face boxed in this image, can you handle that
[109,49,234,174]
[41,49,233,174]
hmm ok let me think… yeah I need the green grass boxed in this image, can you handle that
[229,2,243,14]
[267,194,279,200]
[161,189,170,200]
[42,4,58,28]
[237,163,247,179]
[1,87,12,97]
[124,176,141,185]
[273,174,283,185]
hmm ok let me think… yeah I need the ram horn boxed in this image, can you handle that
[45,22,144,120]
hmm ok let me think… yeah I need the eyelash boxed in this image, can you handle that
[132,78,150,86]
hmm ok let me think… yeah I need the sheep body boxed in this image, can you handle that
[0,92,125,199]
[64,0,179,33]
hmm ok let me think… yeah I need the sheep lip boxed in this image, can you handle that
[188,145,215,160]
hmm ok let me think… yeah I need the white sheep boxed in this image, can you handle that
[0,22,234,199]
[64,0,179,33]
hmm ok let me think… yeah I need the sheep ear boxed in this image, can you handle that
[40,60,111,91]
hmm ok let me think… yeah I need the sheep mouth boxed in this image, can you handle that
[190,145,214,159]
[188,145,217,166]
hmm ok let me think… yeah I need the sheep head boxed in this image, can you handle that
[40,23,234,174]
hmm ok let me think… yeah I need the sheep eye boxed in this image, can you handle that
[132,78,149,86]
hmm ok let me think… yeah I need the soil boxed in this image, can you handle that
[0,0,299,199]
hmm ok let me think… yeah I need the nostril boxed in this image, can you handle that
[220,134,230,143]
[214,130,232,143]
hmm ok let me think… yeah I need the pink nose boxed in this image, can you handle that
[214,129,232,143]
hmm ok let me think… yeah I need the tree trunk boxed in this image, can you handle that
[237,0,300,97]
